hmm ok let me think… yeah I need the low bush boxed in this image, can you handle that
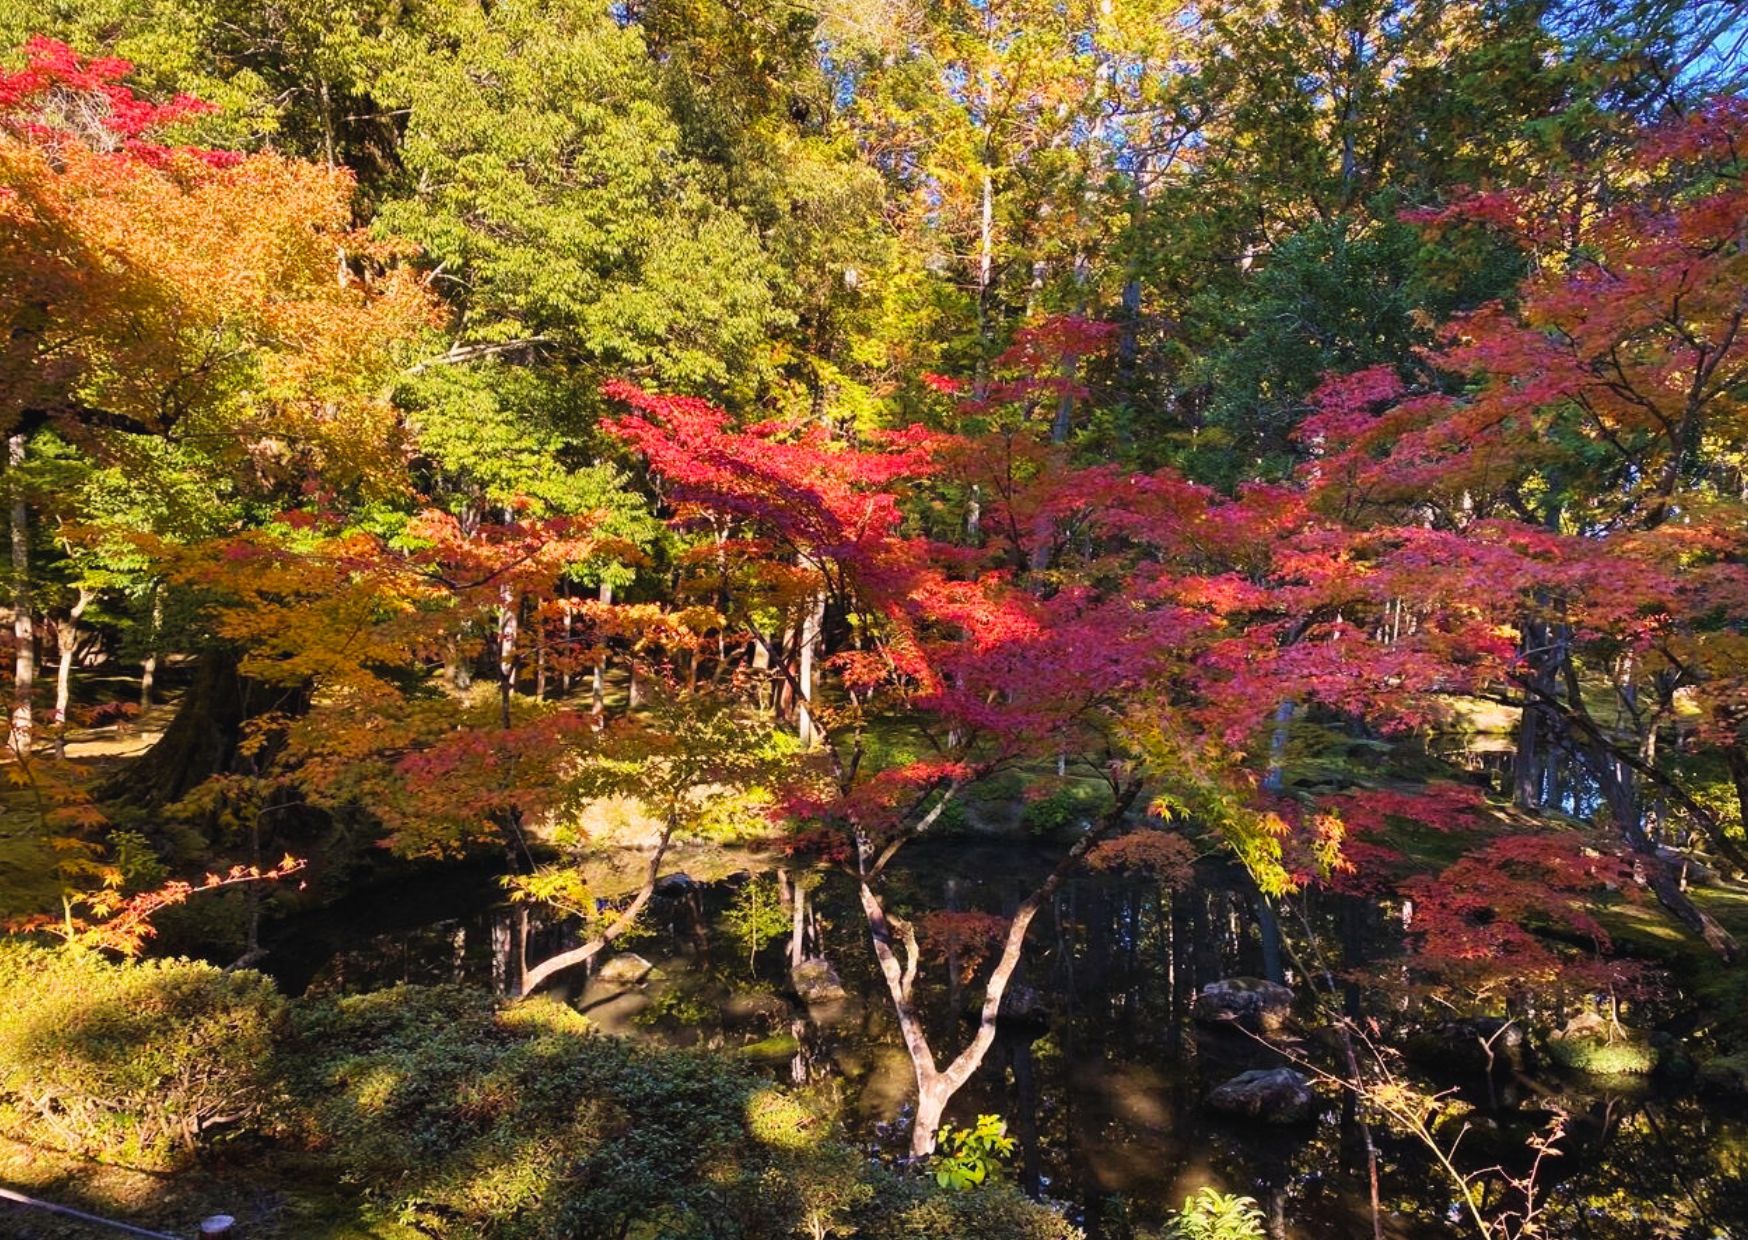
[279,984,755,1237]
[0,948,1086,1238]
[0,941,282,1169]
[1021,784,1110,837]
[851,1165,1084,1239]
[1547,1032,1657,1075]
[280,983,1085,1238]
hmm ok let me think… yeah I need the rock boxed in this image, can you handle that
[722,988,790,1023]
[1697,1052,1748,1097]
[1194,977,1295,1034]
[1207,1068,1316,1124]
[595,953,658,984]
[791,957,847,1004]
[1547,1013,1655,1076]
[735,1032,802,1063]
[1406,1017,1528,1077]
[1654,846,1716,886]
[654,872,699,897]
[1559,1011,1611,1039]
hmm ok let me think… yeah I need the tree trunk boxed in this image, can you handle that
[8,432,32,755]
[910,1077,953,1159]
[1601,750,1738,961]
[595,582,614,713]
[139,583,162,710]
[519,820,677,995]
[789,872,807,970]
[51,589,93,760]
[1253,885,1284,984]
[866,781,1142,1156]
[102,650,292,808]
[497,587,518,731]
[797,590,824,748]
[1724,745,1748,874]
[1513,616,1558,810]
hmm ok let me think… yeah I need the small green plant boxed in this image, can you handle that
[932,1113,1016,1191]
[633,985,718,1026]
[1020,784,1107,837]
[1163,1186,1266,1240]
[723,875,792,971]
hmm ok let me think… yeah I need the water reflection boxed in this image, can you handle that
[262,847,1748,1239]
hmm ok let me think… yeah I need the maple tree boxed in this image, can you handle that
[1296,97,1748,957]
[2,14,1747,1237]
[602,363,1222,1154]
[165,495,793,995]
[0,36,430,765]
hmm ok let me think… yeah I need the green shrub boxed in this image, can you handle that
[1160,1186,1267,1239]
[280,984,1085,1239]
[851,1165,1084,1239]
[0,953,1095,1239]
[0,941,282,1168]
[1021,785,1109,837]
[279,983,759,1238]
[932,1113,1017,1190]
[1698,1051,1748,1096]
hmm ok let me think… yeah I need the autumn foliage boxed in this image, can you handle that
[5,28,1748,1206]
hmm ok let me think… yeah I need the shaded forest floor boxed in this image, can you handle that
[0,1135,421,1239]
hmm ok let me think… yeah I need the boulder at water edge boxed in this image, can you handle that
[1208,1068,1316,1124]
[791,957,848,1004]
[1405,1017,1528,1077]
[1194,977,1295,1034]
[596,953,658,984]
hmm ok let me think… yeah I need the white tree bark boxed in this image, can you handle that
[8,433,32,756]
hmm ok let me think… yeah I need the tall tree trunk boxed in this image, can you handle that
[592,580,612,720]
[751,635,771,713]
[559,585,572,697]
[1513,616,1558,809]
[139,583,162,710]
[51,588,93,760]
[1599,745,1738,960]
[534,620,547,701]
[789,871,808,970]
[103,650,292,807]
[1247,698,1295,979]
[1726,745,1748,872]
[8,432,32,755]
[1049,258,1088,446]
[497,586,518,731]
[797,590,824,748]
[977,163,994,359]
[1252,882,1284,984]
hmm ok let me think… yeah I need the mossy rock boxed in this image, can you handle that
[1405,1017,1527,1078]
[596,952,662,983]
[736,1032,801,1063]
[1697,1051,1748,1097]
[1547,1015,1657,1076]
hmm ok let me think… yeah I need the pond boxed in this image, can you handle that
[258,843,1748,1239]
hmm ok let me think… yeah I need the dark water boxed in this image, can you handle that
[259,845,1748,1240]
